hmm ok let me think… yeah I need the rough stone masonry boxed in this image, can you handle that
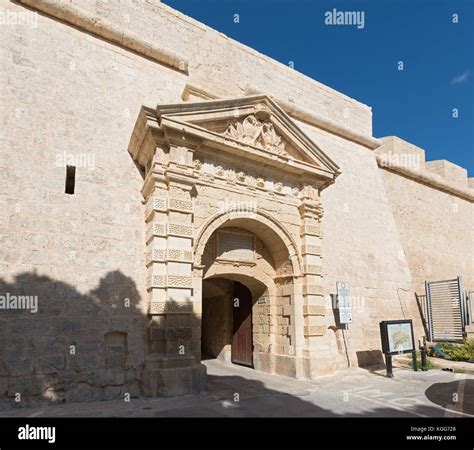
[0,0,472,405]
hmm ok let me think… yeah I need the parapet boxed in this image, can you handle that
[376,136,473,201]
[425,160,468,188]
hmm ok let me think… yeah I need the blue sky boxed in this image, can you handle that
[163,0,473,176]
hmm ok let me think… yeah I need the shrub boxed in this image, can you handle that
[431,340,474,362]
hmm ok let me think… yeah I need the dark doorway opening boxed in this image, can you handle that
[231,281,253,367]
[201,278,254,368]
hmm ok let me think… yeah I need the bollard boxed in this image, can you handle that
[420,347,428,371]
[411,350,418,371]
[385,354,393,378]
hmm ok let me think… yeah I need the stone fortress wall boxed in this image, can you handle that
[1,0,472,404]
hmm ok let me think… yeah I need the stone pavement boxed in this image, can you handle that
[1,359,473,418]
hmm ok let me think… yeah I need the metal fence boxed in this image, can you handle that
[424,277,466,342]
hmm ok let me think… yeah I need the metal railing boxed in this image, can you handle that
[424,277,465,342]
[417,283,473,341]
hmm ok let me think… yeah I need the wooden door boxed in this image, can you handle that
[232,281,253,367]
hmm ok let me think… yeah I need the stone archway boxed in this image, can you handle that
[195,216,301,377]
[194,209,304,277]
[129,95,340,396]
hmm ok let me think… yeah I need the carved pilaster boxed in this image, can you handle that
[298,184,325,341]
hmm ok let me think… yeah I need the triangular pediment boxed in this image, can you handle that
[154,95,340,180]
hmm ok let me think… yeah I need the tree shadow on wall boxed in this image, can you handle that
[0,270,147,408]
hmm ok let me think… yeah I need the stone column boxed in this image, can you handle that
[298,185,327,378]
[142,135,206,397]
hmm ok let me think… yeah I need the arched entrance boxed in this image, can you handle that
[195,213,301,376]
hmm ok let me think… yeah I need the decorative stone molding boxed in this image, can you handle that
[168,198,193,212]
[146,249,166,264]
[147,275,166,289]
[147,275,193,289]
[145,223,194,240]
[146,223,167,241]
[146,198,193,220]
[193,159,202,172]
[301,224,321,237]
[166,249,193,263]
[150,302,194,315]
[166,275,193,288]
[166,328,193,340]
[147,249,193,264]
[168,224,193,238]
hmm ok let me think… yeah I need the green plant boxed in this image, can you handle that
[432,340,474,362]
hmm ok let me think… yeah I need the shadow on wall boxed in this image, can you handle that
[0,271,148,408]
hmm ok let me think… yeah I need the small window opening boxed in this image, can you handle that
[65,165,76,194]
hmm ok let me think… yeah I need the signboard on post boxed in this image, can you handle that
[379,319,417,377]
[336,281,353,324]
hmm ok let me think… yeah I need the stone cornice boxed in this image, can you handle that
[376,156,474,202]
[17,0,189,73]
[160,116,336,181]
[183,83,382,150]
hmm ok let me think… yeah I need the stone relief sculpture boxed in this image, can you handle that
[225,114,287,156]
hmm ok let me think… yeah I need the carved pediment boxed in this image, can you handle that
[129,95,341,189]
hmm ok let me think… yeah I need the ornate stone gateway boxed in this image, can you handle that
[128,95,340,396]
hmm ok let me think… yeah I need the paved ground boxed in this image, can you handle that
[1,359,473,417]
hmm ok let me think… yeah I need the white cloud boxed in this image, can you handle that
[451,70,470,84]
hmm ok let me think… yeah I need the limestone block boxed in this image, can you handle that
[8,375,45,397]
[35,355,65,375]
[304,326,326,337]
[377,136,426,170]
[426,159,468,187]
[4,358,33,377]
[142,363,206,397]
[303,305,325,316]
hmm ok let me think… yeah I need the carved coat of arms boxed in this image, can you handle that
[224,114,287,155]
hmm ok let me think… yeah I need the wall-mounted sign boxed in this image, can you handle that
[379,320,415,355]
[336,281,353,324]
